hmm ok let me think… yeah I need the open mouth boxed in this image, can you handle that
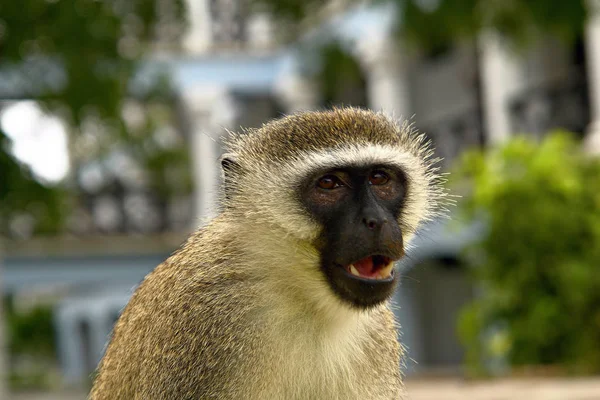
[344,255,395,280]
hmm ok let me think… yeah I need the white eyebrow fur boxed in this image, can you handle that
[286,144,418,177]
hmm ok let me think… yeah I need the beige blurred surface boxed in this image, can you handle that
[405,377,600,400]
[8,378,600,400]
[11,392,83,400]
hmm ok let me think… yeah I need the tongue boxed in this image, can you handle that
[354,256,375,276]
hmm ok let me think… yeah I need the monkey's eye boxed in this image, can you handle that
[369,170,390,186]
[317,175,343,190]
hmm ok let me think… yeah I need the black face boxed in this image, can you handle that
[299,164,407,309]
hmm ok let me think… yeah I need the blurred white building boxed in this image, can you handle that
[3,0,600,385]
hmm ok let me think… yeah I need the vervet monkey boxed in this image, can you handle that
[90,107,447,399]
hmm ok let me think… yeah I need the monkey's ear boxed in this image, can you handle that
[220,153,238,178]
[220,153,240,200]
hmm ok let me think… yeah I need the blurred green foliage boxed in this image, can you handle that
[0,0,189,237]
[4,297,56,359]
[453,132,600,375]
[3,296,57,389]
[402,0,586,52]
[318,42,368,108]
[0,0,186,121]
[252,0,588,51]
[0,130,67,237]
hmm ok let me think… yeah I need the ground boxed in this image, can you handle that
[9,377,600,399]
[405,377,600,400]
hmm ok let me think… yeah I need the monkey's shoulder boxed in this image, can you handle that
[95,260,265,399]
[121,253,262,333]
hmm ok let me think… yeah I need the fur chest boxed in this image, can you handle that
[243,306,403,400]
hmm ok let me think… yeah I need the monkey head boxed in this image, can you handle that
[220,108,446,309]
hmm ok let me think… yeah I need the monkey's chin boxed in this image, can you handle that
[323,256,399,309]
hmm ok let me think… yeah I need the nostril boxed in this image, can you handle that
[364,218,378,230]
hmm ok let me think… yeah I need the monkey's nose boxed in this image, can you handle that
[363,217,388,231]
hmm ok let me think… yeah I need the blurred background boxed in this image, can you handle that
[1,0,600,399]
